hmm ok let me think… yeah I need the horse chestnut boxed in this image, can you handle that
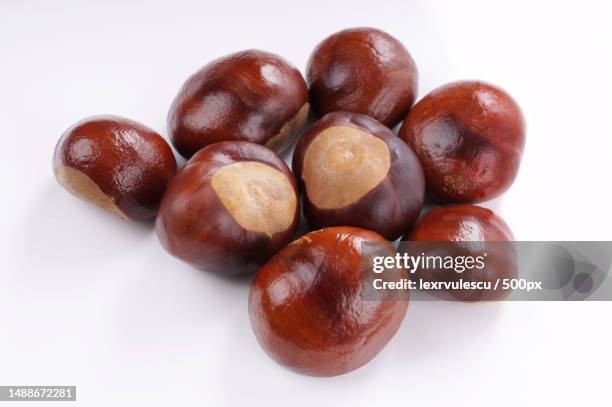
[292,112,425,240]
[402,205,516,301]
[249,227,408,376]
[53,115,177,221]
[399,81,526,203]
[307,27,418,127]
[168,50,309,159]
[155,141,299,275]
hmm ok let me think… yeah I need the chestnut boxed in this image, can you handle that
[249,227,408,376]
[292,112,425,240]
[155,141,299,275]
[53,115,177,221]
[398,81,526,203]
[306,27,418,127]
[401,204,516,301]
[168,50,309,159]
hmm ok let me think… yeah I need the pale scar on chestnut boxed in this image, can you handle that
[54,165,127,219]
[265,103,310,153]
[301,125,391,209]
[211,161,297,236]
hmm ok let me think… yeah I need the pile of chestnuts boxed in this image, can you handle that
[53,27,525,377]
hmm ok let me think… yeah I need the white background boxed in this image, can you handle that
[1,0,611,406]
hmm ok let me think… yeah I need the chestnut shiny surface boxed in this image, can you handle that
[52,115,177,221]
[168,50,309,159]
[403,205,516,301]
[399,81,525,203]
[292,112,425,240]
[155,141,300,275]
[249,227,408,376]
[307,27,418,127]
[407,205,514,242]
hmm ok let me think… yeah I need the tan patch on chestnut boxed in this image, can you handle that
[211,161,297,236]
[265,103,309,153]
[54,165,127,219]
[443,174,469,196]
[302,126,390,209]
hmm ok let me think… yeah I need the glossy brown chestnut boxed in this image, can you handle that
[306,27,418,127]
[402,205,516,301]
[168,50,309,159]
[292,112,425,240]
[53,115,177,221]
[399,81,526,203]
[249,227,408,376]
[155,141,299,275]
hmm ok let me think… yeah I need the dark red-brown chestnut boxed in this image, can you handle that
[399,81,526,203]
[306,27,418,127]
[53,115,177,221]
[401,204,516,301]
[249,227,408,376]
[168,50,309,159]
[292,112,425,240]
[155,141,300,275]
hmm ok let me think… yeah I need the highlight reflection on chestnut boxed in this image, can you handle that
[307,27,418,127]
[399,81,525,203]
[53,115,177,221]
[249,227,408,376]
[155,142,300,275]
[168,50,309,159]
[292,112,425,240]
[401,204,517,301]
